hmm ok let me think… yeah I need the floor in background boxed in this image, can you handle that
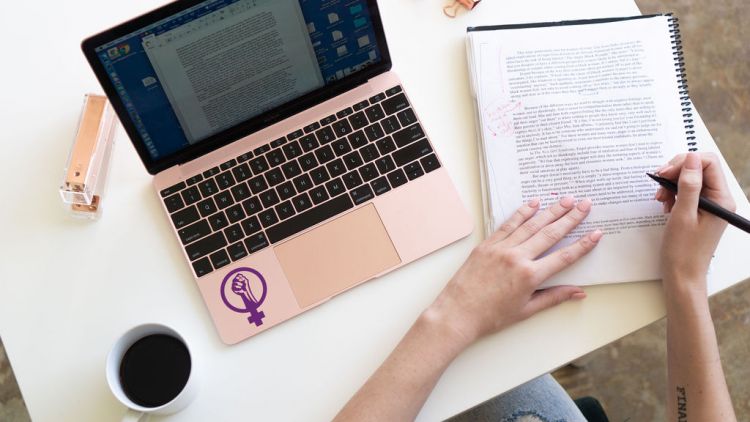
[1,1,747,421]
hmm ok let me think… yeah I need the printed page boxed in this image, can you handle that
[143,0,324,143]
[469,16,688,286]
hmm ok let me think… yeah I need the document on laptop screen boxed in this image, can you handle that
[143,0,324,143]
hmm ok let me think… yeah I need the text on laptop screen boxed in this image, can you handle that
[94,0,382,161]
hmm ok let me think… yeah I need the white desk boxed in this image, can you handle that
[1,0,749,420]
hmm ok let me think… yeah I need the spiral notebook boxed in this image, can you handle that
[466,14,695,287]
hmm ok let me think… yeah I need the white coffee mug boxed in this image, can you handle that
[106,323,199,422]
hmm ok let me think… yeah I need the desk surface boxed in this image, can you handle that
[2,0,749,420]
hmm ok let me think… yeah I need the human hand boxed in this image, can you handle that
[655,152,735,293]
[426,197,602,345]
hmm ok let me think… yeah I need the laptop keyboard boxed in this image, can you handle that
[159,85,442,277]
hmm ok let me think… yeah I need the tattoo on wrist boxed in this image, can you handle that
[676,386,687,422]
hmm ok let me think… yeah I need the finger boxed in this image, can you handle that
[534,230,603,281]
[664,196,675,214]
[522,286,586,317]
[520,198,592,258]
[672,152,703,216]
[657,152,729,196]
[504,197,576,246]
[486,198,540,243]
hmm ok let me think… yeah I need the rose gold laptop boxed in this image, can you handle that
[83,0,472,344]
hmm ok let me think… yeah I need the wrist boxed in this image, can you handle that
[420,298,476,357]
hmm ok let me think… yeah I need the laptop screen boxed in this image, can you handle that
[91,0,383,164]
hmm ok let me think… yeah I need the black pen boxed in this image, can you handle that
[647,173,750,234]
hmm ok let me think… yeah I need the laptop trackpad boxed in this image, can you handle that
[274,204,401,308]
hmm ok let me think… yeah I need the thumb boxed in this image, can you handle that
[524,286,585,317]
[674,152,703,215]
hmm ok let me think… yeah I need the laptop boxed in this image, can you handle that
[82,0,472,344]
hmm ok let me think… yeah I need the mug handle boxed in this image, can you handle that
[122,409,149,422]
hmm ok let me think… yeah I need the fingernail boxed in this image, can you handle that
[571,292,587,300]
[663,202,669,214]
[560,196,575,208]
[589,230,603,242]
[685,152,700,169]
[656,164,673,174]
[528,198,540,207]
[576,198,592,212]
[654,189,662,201]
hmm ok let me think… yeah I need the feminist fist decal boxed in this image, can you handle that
[220,267,268,327]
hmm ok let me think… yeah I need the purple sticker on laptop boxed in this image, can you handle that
[220,267,268,327]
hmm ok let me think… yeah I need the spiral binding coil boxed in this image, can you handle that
[668,14,696,151]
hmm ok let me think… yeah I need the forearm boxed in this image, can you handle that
[334,306,471,422]
[664,278,735,422]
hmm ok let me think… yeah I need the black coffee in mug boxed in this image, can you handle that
[119,334,191,408]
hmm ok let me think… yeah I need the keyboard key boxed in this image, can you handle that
[260,189,280,208]
[177,186,199,207]
[241,216,262,235]
[253,144,271,155]
[350,185,374,205]
[242,197,263,216]
[310,186,329,204]
[197,197,217,217]
[267,193,354,243]
[224,224,244,244]
[332,138,352,156]
[198,179,218,197]
[382,93,409,115]
[282,141,302,159]
[210,249,231,269]
[298,152,318,171]
[343,170,363,189]
[267,149,286,167]
[375,156,396,174]
[276,181,296,200]
[387,168,408,188]
[359,163,379,182]
[299,134,318,152]
[386,85,403,96]
[315,126,336,144]
[349,111,369,130]
[420,154,441,173]
[393,123,425,148]
[360,144,380,162]
[353,100,369,111]
[259,209,279,227]
[237,151,253,163]
[275,201,296,220]
[365,104,385,122]
[226,204,246,223]
[364,122,385,142]
[371,176,391,195]
[248,175,268,194]
[164,193,184,213]
[220,159,236,171]
[244,232,270,253]
[230,182,252,202]
[381,115,401,134]
[186,232,227,261]
[192,257,212,277]
[208,212,229,231]
[348,130,368,149]
[202,167,220,178]
[310,166,330,185]
[271,137,286,148]
[186,174,203,186]
[315,144,335,163]
[303,122,321,133]
[179,220,211,245]
[404,162,425,180]
[332,119,352,137]
[161,182,185,197]
[216,171,236,189]
[325,178,345,197]
[281,161,302,179]
[369,92,386,103]
[292,193,313,212]
[327,159,346,177]
[393,138,433,166]
[228,242,248,261]
[320,114,336,125]
[397,108,417,126]
[214,191,234,209]
[343,151,363,170]
[287,129,304,140]
[293,173,313,192]
[376,136,396,155]
[265,167,285,186]
[249,156,269,174]
[336,107,353,119]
